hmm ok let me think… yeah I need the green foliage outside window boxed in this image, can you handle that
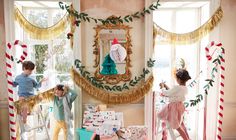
[34,44,48,81]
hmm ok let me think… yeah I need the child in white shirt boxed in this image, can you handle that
[158,69,191,140]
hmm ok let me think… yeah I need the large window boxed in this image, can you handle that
[15,3,73,88]
[14,1,73,139]
[153,2,209,140]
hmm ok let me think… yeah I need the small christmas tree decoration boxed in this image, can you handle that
[109,38,127,63]
[101,54,118,75]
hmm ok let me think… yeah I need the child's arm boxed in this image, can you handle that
[32,78,47,88]
[68,89,78,103]
[161,86,178,97]
[13,76,20,87]
[63,85,77,102]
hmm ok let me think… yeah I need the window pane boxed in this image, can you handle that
[52,9,66,24]
[34,44,48,81]
[26,9,48,28]
[153,10,173,31]
[176,9,198,33]
[54,46,73,74]
[176,44,198,137]
[153,45,172,91]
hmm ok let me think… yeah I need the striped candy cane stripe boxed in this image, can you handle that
[5,40,28,140]
[205,41,225,140]
[217,43,225,140]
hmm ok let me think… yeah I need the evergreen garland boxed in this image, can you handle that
[59,1,160,26]
[74,58,155,92]
[185,50,224,107]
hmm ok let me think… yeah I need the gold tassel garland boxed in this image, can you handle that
[14,8,70,40]
[154,7,223,44]
[14,88,55,114]
[71,69,154,104]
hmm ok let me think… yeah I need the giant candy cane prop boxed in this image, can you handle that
[5,40,28,140]
[205,41,225,140]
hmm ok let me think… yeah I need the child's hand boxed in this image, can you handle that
[40,77,48,83]
[160,93,165,97]
[159,83,165,89]
[63,85,69,94]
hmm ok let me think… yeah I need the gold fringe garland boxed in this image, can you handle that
[71,69,154,104]
[14,8,70,40]
[153,6,223,45]
[14,88,55,114]
[14,69,153,111]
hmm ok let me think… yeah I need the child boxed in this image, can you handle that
[53,84,77,140]
[13,61,45,139]
[158,69,191,140]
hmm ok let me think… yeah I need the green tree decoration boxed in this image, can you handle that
[101,54,118,75]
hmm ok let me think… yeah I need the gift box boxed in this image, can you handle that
[82,110,124,137]
[117,127,132,139]
[99,120,122,136]
[77,128,94,140]
[127,125,148,140]
[115,112,124,127]
[100,111,116,120]
[84,104,97,112]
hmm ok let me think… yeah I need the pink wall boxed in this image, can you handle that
[80,0,146,127]
[0,0,7,100]
[0,0,10,140]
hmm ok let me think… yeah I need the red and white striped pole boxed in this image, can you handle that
[5,40,28,140]
[216,42,225,140]
[205,41,225,140]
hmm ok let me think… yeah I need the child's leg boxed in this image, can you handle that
[21,106,28,123]
[53,121,62,140]
[60,121,68,140]
[19,97,28,124]
[176,127,189,140]
[181,122,190,139]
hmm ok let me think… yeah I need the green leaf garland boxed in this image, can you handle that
[59,0,160,26]
[74,58,155,92]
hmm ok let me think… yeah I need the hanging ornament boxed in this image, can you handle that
[109,38,127,63]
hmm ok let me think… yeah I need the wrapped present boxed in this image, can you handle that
[127,126,148,140]
[98,120,122,136]
[117,128,131,139]
[100,111,116,120]
[84,104,97,112]
[115,112,124,127]
[82,110,124,137]
[76,128,94,140]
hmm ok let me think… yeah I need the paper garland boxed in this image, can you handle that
[5,40,28,140]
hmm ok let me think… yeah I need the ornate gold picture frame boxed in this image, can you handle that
[93,21,132,84]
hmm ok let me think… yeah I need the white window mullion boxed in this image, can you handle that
[171,10,176,86]
[195,7,202,140]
